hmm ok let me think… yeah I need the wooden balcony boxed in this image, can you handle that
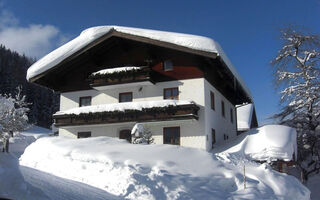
[53,103,199,127]
[88,67,155,90]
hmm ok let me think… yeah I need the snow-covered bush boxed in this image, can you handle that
[0,86,30,139]
[131,123,154,144]
[271,27,320,180]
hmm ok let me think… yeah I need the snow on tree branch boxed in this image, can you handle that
[271,27,320,181]
[0,86,31,137]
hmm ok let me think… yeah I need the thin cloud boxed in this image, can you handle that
[0,10,19,28]
[0,9,67,58]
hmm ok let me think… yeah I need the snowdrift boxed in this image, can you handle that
[9,126,51,157]
[20,136,309,200]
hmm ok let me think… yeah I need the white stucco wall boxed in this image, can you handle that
[58,78,207,149]
[60,79,205,111]
[59,119,206,150]
[204,79,237,150]
[58,78,236,151]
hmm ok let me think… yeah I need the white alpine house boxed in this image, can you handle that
[26,25,257,150]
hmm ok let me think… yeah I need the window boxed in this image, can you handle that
[212,129,216,146]
[119,129,132,143]
[164,87,179,100]
[223,134,229,140]
[119,92,133,103]
[230,108,233,123]
[77,132,91,138]
[163,60,173,71]
[221,100,225,117]
[79,96,91,107]
[163,127,180,145]
[210,91,215,110]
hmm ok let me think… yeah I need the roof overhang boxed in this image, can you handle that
[27,26,252,101]
[28,29,218,83]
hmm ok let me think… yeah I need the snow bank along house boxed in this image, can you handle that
[26,26,257,151]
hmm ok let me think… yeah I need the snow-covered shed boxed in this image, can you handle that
[222,124,297,173]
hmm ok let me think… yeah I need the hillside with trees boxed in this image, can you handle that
[0,45,59,128]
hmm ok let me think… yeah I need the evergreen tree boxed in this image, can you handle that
[131,123,154,144]
[0,44,59,128]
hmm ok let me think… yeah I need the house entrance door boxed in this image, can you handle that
[119,129,132,143]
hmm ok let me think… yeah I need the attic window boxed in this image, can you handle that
[163,60,173,71]
[164,88,179,100]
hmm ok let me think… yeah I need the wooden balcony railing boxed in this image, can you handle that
[88,67,154,88]
[54,104,199,127]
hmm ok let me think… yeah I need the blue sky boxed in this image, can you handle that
[0,0,319,124]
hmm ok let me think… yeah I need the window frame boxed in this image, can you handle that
[119,129,132,143]
[163,87,179,100]
[223,134,229,140]
[221,100,225,117]
[77,131,91,138]
[212,129,216,146]
[119,92,133,103]
[163,60,173,71]
[163,127,180,145]
[210,91,215,110]
[230,108,233,123]
[79,96,92,107]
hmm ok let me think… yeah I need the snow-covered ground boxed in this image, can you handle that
[20,132,310,199]
[0,126,118,200]
[0,126,51,199]
[0,125,313,199]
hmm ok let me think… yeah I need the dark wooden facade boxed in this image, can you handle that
[29,31,252,105]
[53,103,199,127]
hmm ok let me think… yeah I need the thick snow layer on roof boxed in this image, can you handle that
[236,103,254,130]
[91,66,143,76]
[26,25,252,99]
[54,100,195,115]
[218,125,297,162]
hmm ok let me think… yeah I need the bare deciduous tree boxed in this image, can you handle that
[272,28,320,181]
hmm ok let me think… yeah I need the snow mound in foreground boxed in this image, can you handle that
[219,125,297,162]
[20,136,309,200]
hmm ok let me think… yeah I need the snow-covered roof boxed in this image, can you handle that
[26,25,252,99]
[236,103,254,131]
[91,66,143,76]
[219,125,297,162]
[54,100,195,116]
